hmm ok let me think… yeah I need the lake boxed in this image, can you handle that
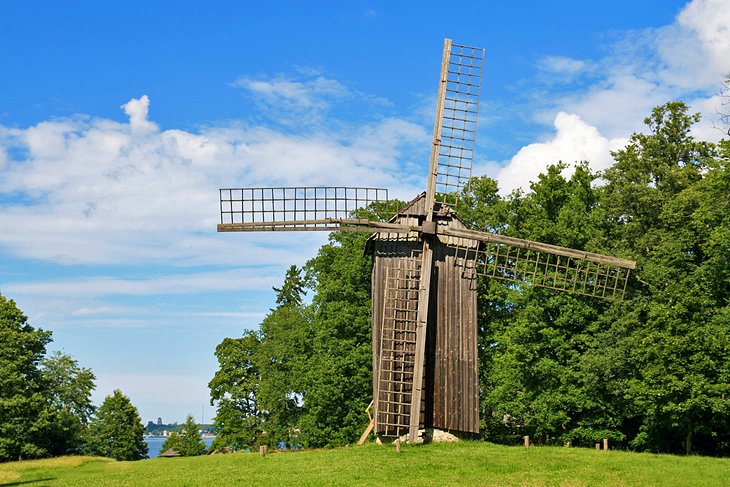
[145,436,215,459]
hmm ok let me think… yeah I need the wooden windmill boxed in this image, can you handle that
[218,39,636,444]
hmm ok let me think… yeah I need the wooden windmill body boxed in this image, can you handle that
[218,39,636,443]
[368,194,480,436]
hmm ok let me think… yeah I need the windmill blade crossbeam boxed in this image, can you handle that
[218,218,419,235]
[219,186,395,232]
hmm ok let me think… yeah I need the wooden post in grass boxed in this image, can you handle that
[259,445,268,456]
[603,438,609,452]
[524,436,529,449]
[395,437,401,453]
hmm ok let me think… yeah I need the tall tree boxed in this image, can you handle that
[209,332,264,450]
[600,102,730,455]
[85,390,148,461]
[471,102,729,455]
[0,293,53,461]
[39,351,96,456]
[297,231,374,447]
[273,265,306,307]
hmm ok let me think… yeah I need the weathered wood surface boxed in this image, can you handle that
[371,197,480,436]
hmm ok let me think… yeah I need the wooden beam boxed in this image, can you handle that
[437,226,636,269]
[423,38,452,223]
[218,219,422,235]
[357,419,375,445]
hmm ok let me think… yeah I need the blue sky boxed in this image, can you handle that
[1,0,728,424]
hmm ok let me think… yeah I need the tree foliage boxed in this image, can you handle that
[210,203,398,450]
[161,414,206,456]
[0,294,53,461]
[472,102,730,455]
[85,389,148,461]
[39,351,96,456]
[0,294,96,461]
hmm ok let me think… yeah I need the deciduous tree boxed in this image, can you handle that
[0,293,52,461]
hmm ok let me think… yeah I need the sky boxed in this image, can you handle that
[1,0,728,424]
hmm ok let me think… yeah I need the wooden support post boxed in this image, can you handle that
[358,418,375,445]
[395,437,401,453]
[524,436,529,449]
[259,445,268,456]
[603,438,609,452]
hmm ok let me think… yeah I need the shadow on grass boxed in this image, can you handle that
[1,478,55,486]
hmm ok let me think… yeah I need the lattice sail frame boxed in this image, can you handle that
[450,239,632,300]
[376,257,422,437]
[431,41,485,205]
[219,186,390,231]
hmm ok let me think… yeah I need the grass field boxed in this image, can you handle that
[1,441,729,486]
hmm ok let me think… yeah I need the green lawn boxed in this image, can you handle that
[2,442,729,486]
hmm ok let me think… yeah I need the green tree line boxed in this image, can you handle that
[0,294,149,461]
[210,102,729,455]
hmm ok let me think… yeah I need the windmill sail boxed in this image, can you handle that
[440,226,636,300]
[218,186,413,234]
[376,257,422,437]
[425,40,485,211]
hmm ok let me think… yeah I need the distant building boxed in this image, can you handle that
[157,417,162,425]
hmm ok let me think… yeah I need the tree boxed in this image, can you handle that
[471,102,729,455]
[39,351,96,456]
[85,390,148,461]
[297,231,374,447]
[600,102,730,455]
[161,414,206,456]
[0,293,53,461]
[209,332,264,450]
[273,265,306,307]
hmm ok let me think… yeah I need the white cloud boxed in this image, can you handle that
[497,112,627,195]
[0,95,427,265]
[232,74,349,112]
[71,306,113,316]
[497,0,729,194]
[5,269,283,298]
[121,95,157,134]
[536,56,591,84]
[677,0,730,80]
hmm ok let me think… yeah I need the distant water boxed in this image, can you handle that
[145,436,215,459]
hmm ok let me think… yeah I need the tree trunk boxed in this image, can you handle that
[685,423,693,455]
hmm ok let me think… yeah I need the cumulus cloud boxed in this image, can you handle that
[494,0,729,194]
[0,95,427,265]
[121,95,157,133]
[497,112,626,195]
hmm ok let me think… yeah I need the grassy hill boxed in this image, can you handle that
[1,441,729,486]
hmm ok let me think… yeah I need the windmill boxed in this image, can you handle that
[218,39,636,444]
